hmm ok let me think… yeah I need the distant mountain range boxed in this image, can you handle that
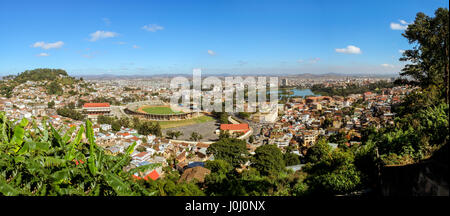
[74,72,397,80]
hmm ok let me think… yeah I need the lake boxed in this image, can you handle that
[290,89,318,97]
[257,88,319,98]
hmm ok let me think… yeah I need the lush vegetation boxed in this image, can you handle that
[368,7,449,165]
[57,107,85,121]
[211,110,229,124]
[0,112,205,196]
[207,138,248,167]
[13,68,68,82]
[0,112,153,195]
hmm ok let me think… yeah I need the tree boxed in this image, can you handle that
[248,135,255,144]
[173,131,183,139]
[132,116,140,127]
[154,122,162,137]
[219,130,230,140]
[118,117,131,128]
[166,130,175,139]
[47,81,63,95]
[237,112,251,119]
[137,121,161,136]
[77,98,87,108]
[166,130,183,139]
[47,101,55,109]
[203,159,234,195]
[398,8,449,103]
[189,132,202,141]
[68,90,77,96]
[328,131,348,147]
[97,115,115,125]
[304,149,361,195]
[252,144,285,176]
[67,102,75,109]
[322,117,332,129]
[56,107,85,120]
[111,121,121,132]
[207,138,248,167]
[284,152,301,166]
[219,113,229,124]
[305,138,332,164]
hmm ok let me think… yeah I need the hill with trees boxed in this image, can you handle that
[0,68,80,97]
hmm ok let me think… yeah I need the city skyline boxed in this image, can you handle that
[0,0,448,76]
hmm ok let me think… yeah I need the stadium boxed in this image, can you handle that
[123,100,200,121]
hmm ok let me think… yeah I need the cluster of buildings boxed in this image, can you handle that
[250,86,413,156]
[280,76,394,89]
[0,75,414,181]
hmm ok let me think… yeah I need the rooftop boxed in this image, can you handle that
[220,123,249,131]
[82,103,110,108]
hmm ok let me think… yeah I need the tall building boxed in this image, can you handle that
[281,78,289,87]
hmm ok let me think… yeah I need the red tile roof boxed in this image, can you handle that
[132,169,160,181]
[145,170,160,181]
[118,132,131,137]
[83,103,110,108]
[220,124,249,131]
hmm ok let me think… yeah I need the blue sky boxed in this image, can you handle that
[0,0,448,76]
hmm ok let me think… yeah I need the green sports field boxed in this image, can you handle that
[141,106,184,114]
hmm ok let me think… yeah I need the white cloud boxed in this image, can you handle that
[399,49,405,54]
[207,50,216,56]
[36,52,49,57]
[297,59,304,63]
[399,20,408,25]
[381,63,395,68]
[32,41,64,50]
[89,30,118,42]
[335,45,362,54]
[132,45,140,49]
[142,24,164,32]
[390,20,410,30]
